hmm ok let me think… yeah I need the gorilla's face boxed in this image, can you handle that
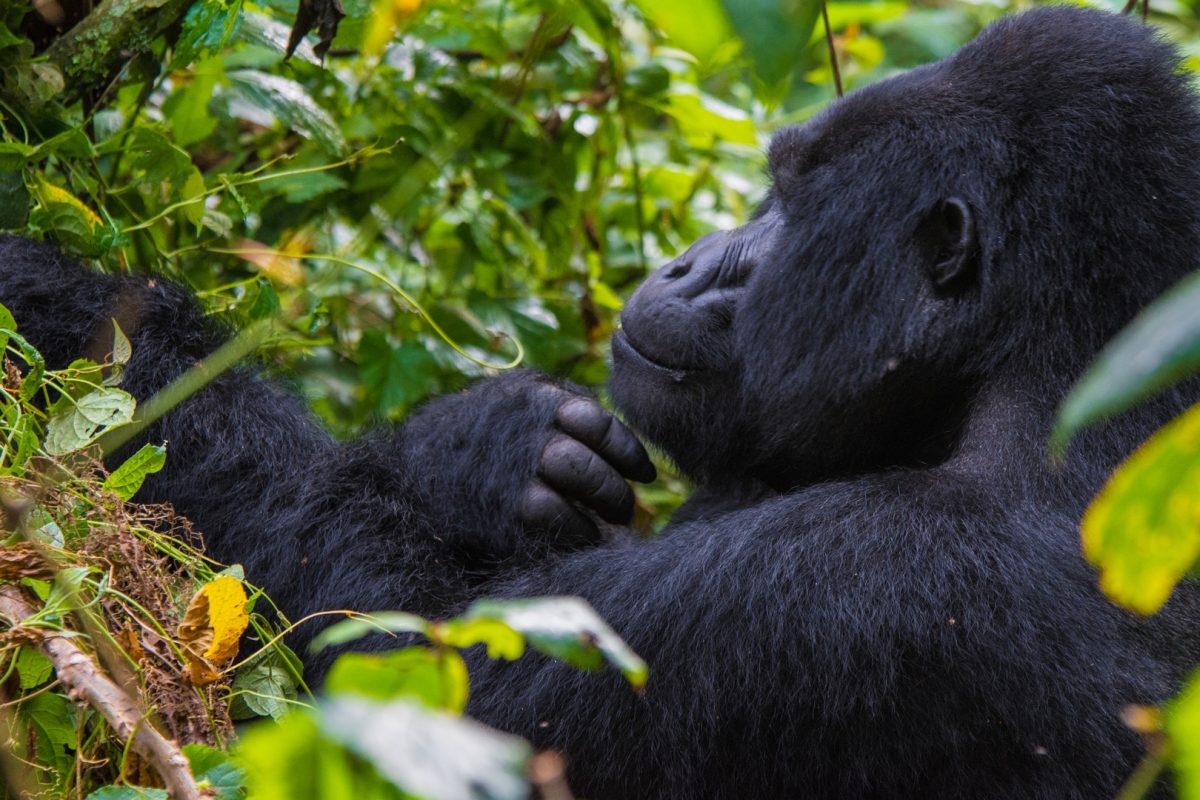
[612,64,986,489]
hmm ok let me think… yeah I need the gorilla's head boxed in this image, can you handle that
[611,8,1200,490]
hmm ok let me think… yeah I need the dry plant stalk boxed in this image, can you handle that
[0,585,207,800]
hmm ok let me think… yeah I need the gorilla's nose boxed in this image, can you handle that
[657,230,750,300]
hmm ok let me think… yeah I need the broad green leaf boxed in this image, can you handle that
[319,697,531,800]
[439,616,525,660]
[183,743,245,800]
[45,388,136,455]
[309,611,430,652]
[664,89,758,147]
[1168,670,1200,799]
[0,142,35,171]
[326,648,469,712]
[1054,271,1200,453]
[630,0,737,66]
[1081,402,1200,614]
[29,176,104,257]
[85,788,169,800]
[103,444,167,501]
[15,646,52,689]
[461,597,648,689]
[163,65,221,147]
[236,706,402,799]
[231,651,299,720]
[20,691,75,777]
[227,70,349,156]
[722,0,822,85]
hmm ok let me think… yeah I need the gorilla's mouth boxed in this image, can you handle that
[612,329,691,381]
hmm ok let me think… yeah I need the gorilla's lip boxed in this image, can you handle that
[612,329,692,380]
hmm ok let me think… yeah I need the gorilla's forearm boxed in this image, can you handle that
[0,237,537,634]
[459,477,1153,800]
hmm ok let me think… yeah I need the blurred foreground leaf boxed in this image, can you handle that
[1168,670,1200,799]
[326,649,469,712]
[723,0,823,84]
[460,597,648,689]
[630,0,737,66]
[1081,402,1200,614]
[238,697,530,800]
[1054,271,1200,453]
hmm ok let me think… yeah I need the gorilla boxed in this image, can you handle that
[4,6,1200,798]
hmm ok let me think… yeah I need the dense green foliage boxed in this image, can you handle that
[4,0,1200,797]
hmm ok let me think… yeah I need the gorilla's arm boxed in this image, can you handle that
[460,475,1153,798]
[0,236,650,643]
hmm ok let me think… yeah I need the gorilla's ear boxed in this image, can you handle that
[916,197,978,292]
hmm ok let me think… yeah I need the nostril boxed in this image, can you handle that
[664,260,690,279]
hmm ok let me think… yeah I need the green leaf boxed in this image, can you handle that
[439,616,525,661]
[16,332,45,401]
[0,169,28,229]
[20,691,75,777]
[722,0,822,85]
[1081,402,1200,614]
[326,648,469,712]
[231,651,299,720]
[0,301,15,356]
[103,444,167,501]
[183,743,245,800]
[111,319,132,366]
[1054,270,1200,453]
[359,333,441,418]
[0,142,35,171]
[15,646,52,689]
[309,611,430,652]
[1168,669,1200,799]
[461,597,648,689]
[227,70,348,156]
[85,788,169,800]
[664,88,758,147]
[45,388,136,455]
[630,0,737,67]
[236,706,397,799]
[319,697,531,800]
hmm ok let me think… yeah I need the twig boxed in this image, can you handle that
[821,0,844,99]
[0,585,205,800]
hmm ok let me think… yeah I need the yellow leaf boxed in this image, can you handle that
[1082,401,1200,614]
[178,575,249,685]
[35,176,102,228]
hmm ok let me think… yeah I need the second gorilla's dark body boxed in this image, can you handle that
[5,8,1200,797]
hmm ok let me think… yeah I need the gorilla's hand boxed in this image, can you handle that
[523,389,656,539]
[399,370,654,559]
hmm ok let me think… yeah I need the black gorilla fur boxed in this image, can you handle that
[5,7,1200,797]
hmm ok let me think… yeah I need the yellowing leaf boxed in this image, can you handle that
[235,234,308,287]
[34,176,102,228]
[1082,401,1200,614]
[1167,670,1200,799]
[178,576,250,685]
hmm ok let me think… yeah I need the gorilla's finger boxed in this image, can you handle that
[519,480,598,544]
[539,435,636,524]
[555,397,656,483]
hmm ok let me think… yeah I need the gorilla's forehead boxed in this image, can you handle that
[766,64,947,181]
